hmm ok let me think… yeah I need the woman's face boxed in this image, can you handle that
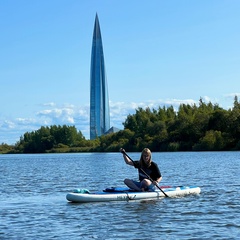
[143,152,151,166]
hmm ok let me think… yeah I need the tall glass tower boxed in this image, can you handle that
[90,14,110,140]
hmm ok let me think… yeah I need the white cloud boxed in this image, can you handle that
[0,120,15,130]
[42,102,56,107]
[224,93,240,99]
[0,98,205,144]
[16,117,37,125]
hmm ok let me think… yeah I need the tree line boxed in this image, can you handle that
[1,96,240,154]
[99,96,240,152]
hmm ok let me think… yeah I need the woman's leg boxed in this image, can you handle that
[140,179,152,191]
[124,179,142,191]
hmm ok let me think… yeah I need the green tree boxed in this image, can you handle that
[193,130,225,151]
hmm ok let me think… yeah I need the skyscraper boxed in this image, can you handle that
[90,14,110,140]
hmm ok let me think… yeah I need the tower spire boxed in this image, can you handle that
[90,14,110,140]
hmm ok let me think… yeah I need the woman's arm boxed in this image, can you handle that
[120,148,134,166]
[156,176,162,183]
[153,177,162,186]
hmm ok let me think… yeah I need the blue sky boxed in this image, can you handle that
[1,0,240,144]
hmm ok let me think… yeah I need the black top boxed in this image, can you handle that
[133,161,161,181]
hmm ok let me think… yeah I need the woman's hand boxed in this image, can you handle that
[154,177,162,185]
[119,148,125,153]
[152,181,158,186]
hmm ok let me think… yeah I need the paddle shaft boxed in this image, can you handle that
[122,151,169,197]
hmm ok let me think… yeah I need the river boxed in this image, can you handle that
[0,152,239,239]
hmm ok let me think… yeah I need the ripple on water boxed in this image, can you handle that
[0,152,240,239]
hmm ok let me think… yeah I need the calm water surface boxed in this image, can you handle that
[0,152,239,239]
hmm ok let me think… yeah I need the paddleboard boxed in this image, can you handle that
[66,186,201,203]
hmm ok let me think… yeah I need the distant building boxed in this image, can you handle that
[104,127,120,135]
[90,14,110,140]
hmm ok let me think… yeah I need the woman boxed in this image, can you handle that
[120,148,162,191]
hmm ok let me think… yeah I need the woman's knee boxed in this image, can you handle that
[124,178,131,184]
[141,179,151,187]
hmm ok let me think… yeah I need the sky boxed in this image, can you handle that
[0,0,240,144]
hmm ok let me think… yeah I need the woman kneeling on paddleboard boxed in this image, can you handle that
[120,148,162,192]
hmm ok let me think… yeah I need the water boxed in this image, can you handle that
[0,152,239,239]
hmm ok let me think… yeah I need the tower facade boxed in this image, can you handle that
[90,14,110,140]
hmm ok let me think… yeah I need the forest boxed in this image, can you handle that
[1,96,240,154]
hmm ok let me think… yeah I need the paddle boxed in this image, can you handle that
[121,150,169,197]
